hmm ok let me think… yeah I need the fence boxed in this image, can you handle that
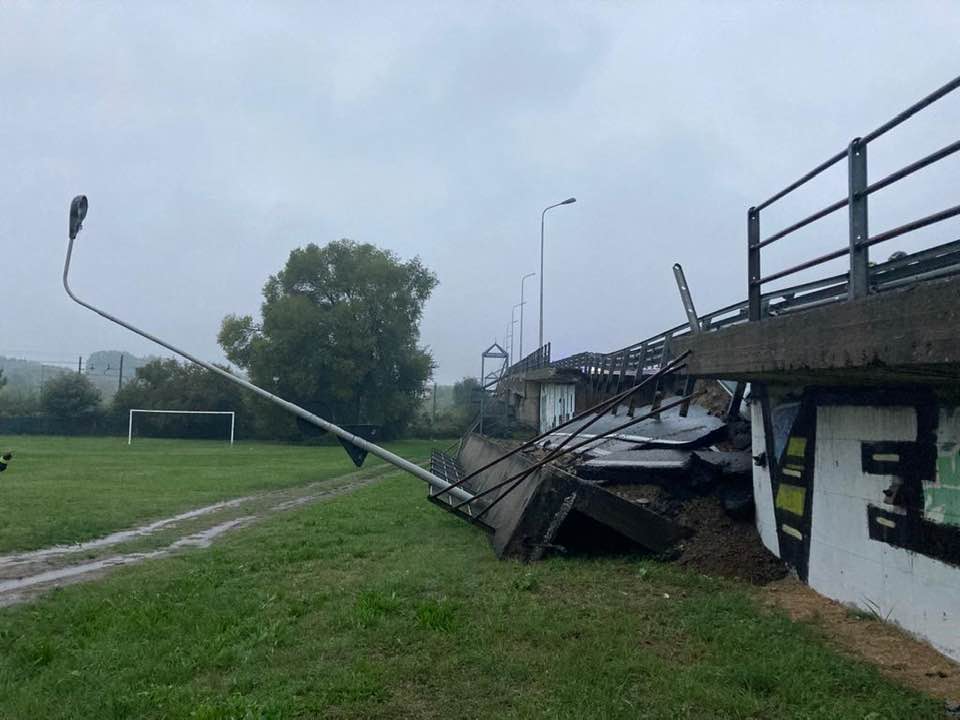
[502,343,551,378]
[748,74,960,320]
[534,74,960,379]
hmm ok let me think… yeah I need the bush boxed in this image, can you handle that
[40,374,102,418]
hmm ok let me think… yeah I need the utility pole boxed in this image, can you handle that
[539,198,576,351]
[78,355,83,374]
[118,354,124,392]
[519,272,535,360]
[510,303,522,366]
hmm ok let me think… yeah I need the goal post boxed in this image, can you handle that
[127,409,236,446]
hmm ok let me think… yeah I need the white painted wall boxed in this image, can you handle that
[751,401,781,558]
[539,383,576,433]
[753,400,960,661]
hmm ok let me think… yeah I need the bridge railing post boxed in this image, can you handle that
[748,207,761,320]
[848,137,869,299]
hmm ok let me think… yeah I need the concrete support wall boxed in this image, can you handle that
[750,401,780,557]
[752,386,960,661]
[539,383,576,432]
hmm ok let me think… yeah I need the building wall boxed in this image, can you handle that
[753,386,960,661]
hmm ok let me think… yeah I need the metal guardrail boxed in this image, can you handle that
[748,74,960,320]
[532,75,960,383]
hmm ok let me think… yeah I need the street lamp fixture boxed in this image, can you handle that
[539,197,576,350]
[510,302,523,365]
[519,272,535,360]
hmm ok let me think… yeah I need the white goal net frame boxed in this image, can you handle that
[127,409,236,446]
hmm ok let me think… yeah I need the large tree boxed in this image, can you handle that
[218,240,437,436]
[40,373,101,418]
[112,358,244,413]
[112,358,247,439]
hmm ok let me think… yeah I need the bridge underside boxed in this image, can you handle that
[674,274,960,385]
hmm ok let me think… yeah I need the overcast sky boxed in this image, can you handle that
[2,2,958,382]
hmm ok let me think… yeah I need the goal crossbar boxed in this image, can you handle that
[127,409,236,445]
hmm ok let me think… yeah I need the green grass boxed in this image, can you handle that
[0,471,941,719]
[0,435,440,553]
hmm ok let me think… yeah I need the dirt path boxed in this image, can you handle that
[0,463,397,607]
[763,577,960,704]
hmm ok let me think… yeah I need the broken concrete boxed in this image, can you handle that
[538,402,726,455]
[452,433,690,561]
[442,398,785,584]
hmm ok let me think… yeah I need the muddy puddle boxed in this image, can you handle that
[0,464,395,607]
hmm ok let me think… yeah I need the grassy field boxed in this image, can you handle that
[0,435,439,553]
[0,435,943,718]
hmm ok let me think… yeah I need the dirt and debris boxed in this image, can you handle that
[607,482,786,584]
[546,394,784,583]
[763,576,960,703]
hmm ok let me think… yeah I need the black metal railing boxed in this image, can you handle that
[504,75,960,386]
[503,343,551,377]
[748,74,960,320]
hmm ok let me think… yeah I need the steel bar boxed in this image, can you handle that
[456,389,701,515]
[875,263,960,292]
[748,208,762,320]
[760,272,847,301]
[755,246,849,287]
[757,196,848,249]
[632,342,648,386]
[650,333,672,420]
[755,149,846,212]
[460,391,704,521]
[862,74,960,144]
[672,263,700,418]
[453,381,697,514]
[430,352,690,500]
[766,281,849,315]
[615,349,629,396]
[62,196,476,507]
[673,263,701,334]
[870,239,960,286]
[865,139,960,197]
[861,204,960,249]
[847,138,870,299]
[726,381,746,421]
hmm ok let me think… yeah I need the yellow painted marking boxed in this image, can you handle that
[786,437,807,458]
[876,516,897,529]
[781,524,803,541]
[873,453,900,463]
[776,483,806,515]
[782,467,802,478]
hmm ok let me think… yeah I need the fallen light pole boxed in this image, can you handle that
[62,196,478,509]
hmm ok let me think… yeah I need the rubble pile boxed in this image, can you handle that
[537,393,787,584]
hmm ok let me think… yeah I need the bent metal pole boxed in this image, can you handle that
[61,195,476,507]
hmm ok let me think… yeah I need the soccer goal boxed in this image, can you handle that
[127,409,236,445]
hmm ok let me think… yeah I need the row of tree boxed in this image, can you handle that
[2,239,482,440]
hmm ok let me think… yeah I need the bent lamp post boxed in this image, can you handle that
[62,195,477,509]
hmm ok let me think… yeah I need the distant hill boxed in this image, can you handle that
[0,351,154,402]
[0,357,71,393]
[84,351,155,399]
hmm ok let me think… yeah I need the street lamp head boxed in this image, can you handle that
[69,195,88,239]
[561,197,576,205]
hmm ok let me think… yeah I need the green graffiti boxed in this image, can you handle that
[928,444,960,527]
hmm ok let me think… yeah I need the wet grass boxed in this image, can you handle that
[0,435,440,553]
[0,471,942,719]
